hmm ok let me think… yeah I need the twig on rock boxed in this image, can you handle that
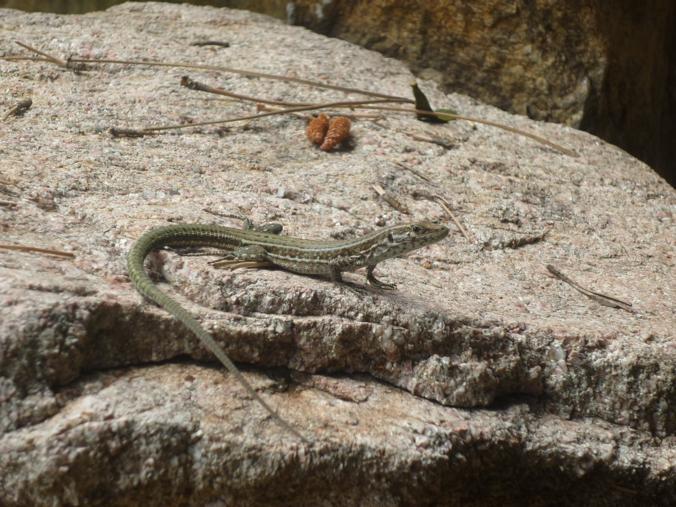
[7,42,577,156]
[14,41,68,68]
[7,47,411,101]
[392,162,432,183]
[191,40,230,48]
[3,98,32,120]
[0,199,18,209]
[546,264,635,313]
[372,184,410,214]
[14,41,87,71]
[411,190,473,242]
[111,99,407,134]
[0,243,75,259]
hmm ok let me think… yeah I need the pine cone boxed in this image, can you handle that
[320,116,351,151]
[306,113,330,145]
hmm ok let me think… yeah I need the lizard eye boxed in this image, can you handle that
[412,225,423,234]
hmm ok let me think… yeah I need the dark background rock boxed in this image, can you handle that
[288,0,676,187]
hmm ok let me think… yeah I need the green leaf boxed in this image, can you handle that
[411,82,457,123]
[434,108,458,122]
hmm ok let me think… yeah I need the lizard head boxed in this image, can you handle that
[373,221,449,260]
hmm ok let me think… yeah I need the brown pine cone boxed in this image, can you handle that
[306,113,330,145]
[320,116,351,151]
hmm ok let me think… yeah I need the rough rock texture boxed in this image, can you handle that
[287,0,676,186]
[0,3,674,505]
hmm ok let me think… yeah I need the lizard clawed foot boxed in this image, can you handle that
[339,280,370,295]
[210,245,271,270]
[366,267,397,290]
[209,252,236,268]
[368,279,397,290]
[211,258,270,270]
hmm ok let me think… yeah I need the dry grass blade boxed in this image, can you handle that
[8,41,575,156]
[4,98,32,120]
[412,190,472,242]
[393,161,431,183]
[180,76,310,107]
[0,199,17,209]
[120,102,575,158]
[110,127,148,138]
[546,264,635,313]
[0,243,75,258]
[370,106,578,157]
[257,103,381,120]
[0,200,18,209]
[372,184,410,214]
[8,43,412,102]
[14,40,67,67]
[119,99,407,133]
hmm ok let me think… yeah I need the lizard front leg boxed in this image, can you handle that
[328,266,368,294]
[366,264,397,290]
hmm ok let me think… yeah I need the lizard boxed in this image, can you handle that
[127,219,449,442]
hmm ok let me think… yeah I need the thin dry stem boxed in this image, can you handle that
[14,41,67,67]
[258,103,382,120]
[181,76,310,107]
[392,161,431,183]
[121,99,413,133]
[8,42,575,156]
[118,101,575,157]
[3,98,32,120]
[0,243,75,258]
[546,265,635,313]
[372,184,410,214]
[8,45,412,102]
[368,106,578,157]
[412,190,473,242]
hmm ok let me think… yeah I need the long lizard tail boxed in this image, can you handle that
[127,225,309,443]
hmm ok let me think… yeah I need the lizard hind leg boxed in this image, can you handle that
[215,211,284,235]
[210,244,272,270]
[252,222,283,235]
